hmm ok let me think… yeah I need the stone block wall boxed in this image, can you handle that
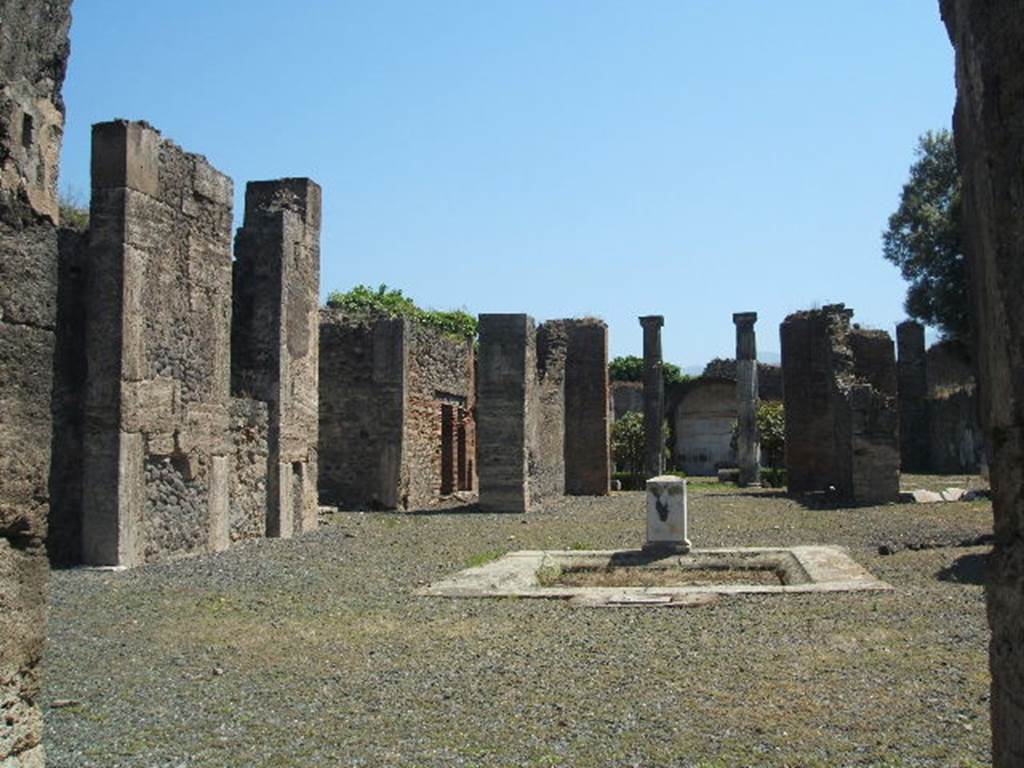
[477,314,536,513]
[232,179,321,537]
[928,387,983,473]
[611,381,643,421]
[478,314,608,512]
[0,1,72,763]
[80,120,235,567]
[781,305,899,503]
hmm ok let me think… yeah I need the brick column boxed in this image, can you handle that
[896,320,929,472]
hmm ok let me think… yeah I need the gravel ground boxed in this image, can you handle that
[44,476,993,767]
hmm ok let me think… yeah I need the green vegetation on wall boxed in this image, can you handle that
[326,284,477,339]
[609,355,690,386]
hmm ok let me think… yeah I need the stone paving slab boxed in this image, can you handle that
[417,545,893,606]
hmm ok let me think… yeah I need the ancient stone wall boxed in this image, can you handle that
[404,322,476,507]
[781,306,899,503]
[780,305,853,495]
[928,387,983,473]
[848,329,900,504]
[0,1,72,763]
[702,358,784,402]
[229,398,269,544]
[671,378,736,476]
[49,226,88,565]
[477,314,535,513]
[942,3,1024,760]
[81,120,235,566]
[318,311,405,509]
[896,321,930,472]
[534,321,568,503]
[562,320,610,495]
[232,179,321,536]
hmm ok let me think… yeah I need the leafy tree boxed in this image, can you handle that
[326,284,477,339]
[611,412,671,486]
[609,355,689,386]
[882,130,968,342]
[756,401,785,469]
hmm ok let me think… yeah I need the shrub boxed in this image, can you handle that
[609,355,691,386]
[611,412,671,487]
[325,284,477,340]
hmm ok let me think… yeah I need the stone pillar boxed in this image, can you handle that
[563,320,611,495]
[82,121,234,567]
[896,320,929,472]
[0,1,72,764]
[733,312,760,486]
[477,314,536,513]
[942,3,1024,762]
[640,315,665,479]
[232,178,322,537]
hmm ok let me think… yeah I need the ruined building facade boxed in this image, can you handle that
[318,310,476,510]
[476,315,610,513]
[48,121,321,568]
[780,305,900,504]
[0,1,72,763]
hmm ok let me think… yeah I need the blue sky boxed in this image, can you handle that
[60,1,955,369]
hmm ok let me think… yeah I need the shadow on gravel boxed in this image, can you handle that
[704,489,788,500]
[937,552,989,586]
[405,503,490,517]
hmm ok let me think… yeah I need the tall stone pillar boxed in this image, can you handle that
[941,2,1024,763]
[477,314,536,513]
[640,315,665,479]
[896,320,929,472]
[733,312,760,486]
[232,178,322,537]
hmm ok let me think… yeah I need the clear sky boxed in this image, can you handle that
[59,1,955,370]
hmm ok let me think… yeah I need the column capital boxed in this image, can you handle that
[639,315,664,329]
[732,311,758,327]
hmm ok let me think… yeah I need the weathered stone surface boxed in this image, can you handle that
[477,314,536,513]
[318,312,475,510]
[733,312,760,486]
[897,321,930,472]
[232,178,321,536]
[533,321,567,503]
[0,2,72,764]
[611,380,643,421]
[780,305,899,503]
[670,378,736,476]
[559,320,609,495]
[640,315,665,478]
[941,2,1024,762]
[82,121,235,567]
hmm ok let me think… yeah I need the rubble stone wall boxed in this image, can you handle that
[232,179,321,536]
[562,320,610,495]
[0,1,72,763]
[318,312,405,509]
